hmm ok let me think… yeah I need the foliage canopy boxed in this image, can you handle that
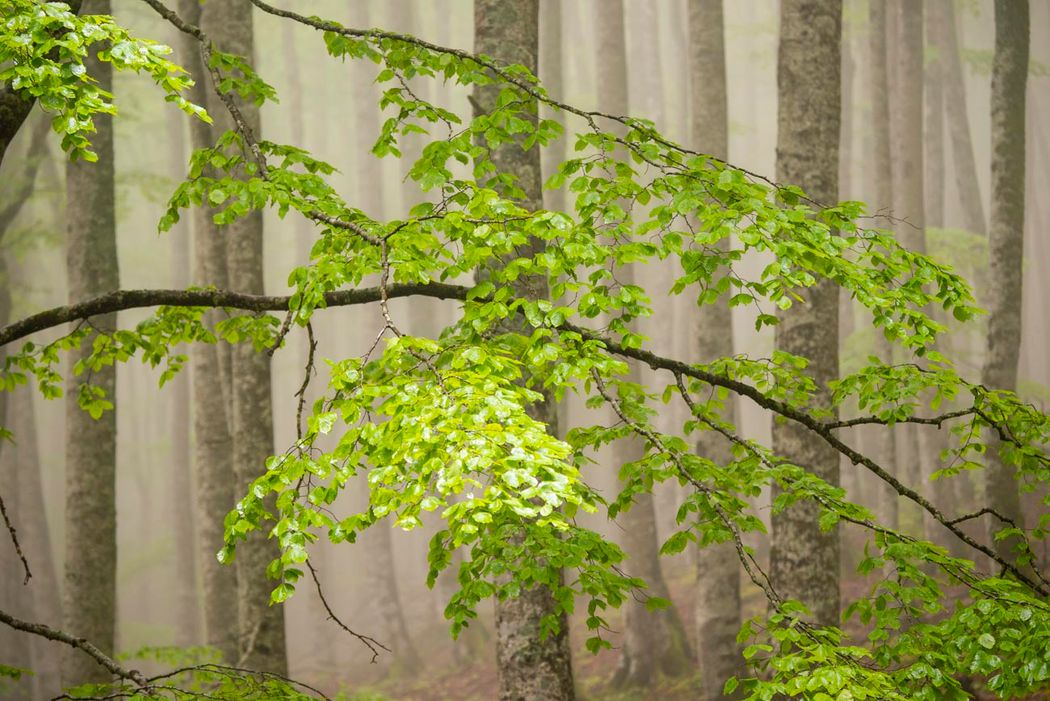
[0,1,1048,699]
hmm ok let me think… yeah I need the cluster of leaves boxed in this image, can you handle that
[0,0,209,160]
[1,3,1048,700]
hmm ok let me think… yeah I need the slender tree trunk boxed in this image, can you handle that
[770,0,842,629]
[609,1,692,687]
[176,0,239,663]
[197,0,288,674]
[62,0,118,684]
[940,0,986,235]
[13,390,63,700]
[474,2,575,699]
[167,100,201,649]
[889,0,928,539]
[925,0,945,231]
[982,0,1029,565]
[539,0,565,215]
[688,3,746,698]
[868,2,899,533]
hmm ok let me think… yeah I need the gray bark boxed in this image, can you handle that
[868,0,898,531]
[539,0,565,215]
[177,0,239,662]
[609,0,693,687]
[474,2,575,699]
[925,1,945,229]
[688,3,746,698]
[940,0,987,235]
[62,0,118,684]
[982,0,1029,565]
[198,0,288,673]
[770,0,842,629]
[168,95,201,649]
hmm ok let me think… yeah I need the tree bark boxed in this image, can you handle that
[940,0,986,235]
[770,0,842,629]
[982,0,1029,565]
[474,2,575,699]
[925,0,945,230]
[607,1,693,687]
[167,92,201,650]
[62,0,119,684]
[688,3,746,698]
[538,0,565,215]
[867,1,898,531]
[198,0,288,674]
[176,0,239,663]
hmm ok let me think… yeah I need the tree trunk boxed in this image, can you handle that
[868,0,898,531]
[769,0,842,629]
[539,0,565,215]
[608,1,693,687]
[197,0,289,674]
[688,3,746,698]
[176,0,239,663]
[62,0,118,684]
[167,95,201,650]
[474,2,575,699]
[925,0,945,230]
[982,0,1029,565]
[940,0,986,235]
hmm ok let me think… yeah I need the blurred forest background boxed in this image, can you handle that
[1,0,1049,699]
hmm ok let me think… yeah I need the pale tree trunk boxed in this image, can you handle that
[198,0,288,674]
[610,0,692,687]
[474,2,575,699]
[539,0,565,215]
[925,0,945,231]
[940,0,986,236]
[688,3,746,699]
[889,0,926,539]
[176,0,239,663]
[344,2,421,673]
[770,0,841,629]
[982,0,1029,565]
[14,390,64,700]
[167,99,201,649]
[62,0,118,684]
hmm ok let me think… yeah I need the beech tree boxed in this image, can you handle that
[0,2,1048,700]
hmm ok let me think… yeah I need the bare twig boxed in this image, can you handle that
[306,559,389,663]
[0,490,30,583]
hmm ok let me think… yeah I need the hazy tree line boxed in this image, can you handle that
[0,1,1048,700]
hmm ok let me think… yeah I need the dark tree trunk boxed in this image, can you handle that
[198,0,289,673]
[770,0,842,629]
[474,2,575,699]
[62,0,118,684]
[982,0,1029,565]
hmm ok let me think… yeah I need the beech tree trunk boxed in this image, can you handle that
[62,0,118,684]
[197,0,289,674]
[688,3,746,698]
[770,0,842,629]
[940,0,987,235]
[925,1,945,230]
[474,2,575,699]
[868,0,898,531]
[982,0,1029,565]
[609,1,693,687]
[176,0,239,663]
[167,94,201,649]
[538,0,565,215]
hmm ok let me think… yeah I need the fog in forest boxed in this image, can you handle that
[1,1,1049,700]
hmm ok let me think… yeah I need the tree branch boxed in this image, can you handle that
[0,606,149,686]
[0,282,467,348]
